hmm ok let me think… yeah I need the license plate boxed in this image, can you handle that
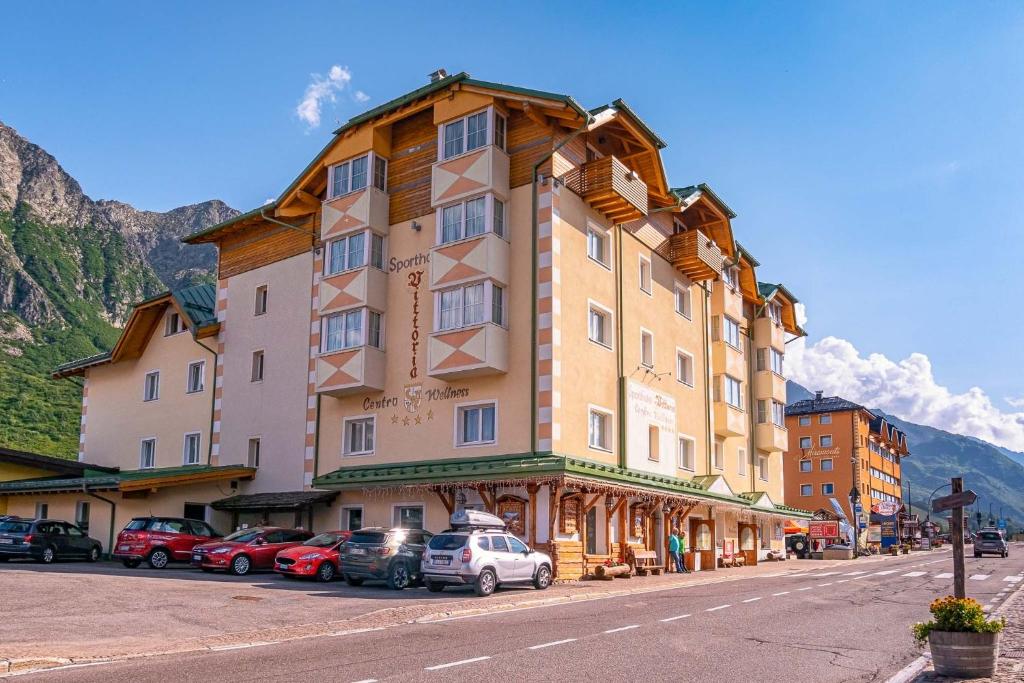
[432,555,451,566]
[0,538,12,545]
[118,544,130,552]
[276,563,287,571]
[192,554,202,562]
[349,548,366,556]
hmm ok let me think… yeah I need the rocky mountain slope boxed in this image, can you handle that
[0,121,235,456]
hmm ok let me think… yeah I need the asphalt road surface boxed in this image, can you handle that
[25,546,1024,683]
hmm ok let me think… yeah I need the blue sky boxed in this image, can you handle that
[2,3,1023,444]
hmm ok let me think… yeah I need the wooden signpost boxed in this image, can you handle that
[933,478,976,599]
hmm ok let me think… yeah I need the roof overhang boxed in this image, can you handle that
[0,465,256,496]
[211,490,338,512]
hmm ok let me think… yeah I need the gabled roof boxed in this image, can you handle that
[590,99,668,149]
[758,282,800,305]
[786,395,871,417]
[671,184,737,219]
[0,447,117,476]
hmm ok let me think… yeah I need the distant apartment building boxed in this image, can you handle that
[2,72,811,575]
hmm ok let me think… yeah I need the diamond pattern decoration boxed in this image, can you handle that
[431,238,487,288]
[320,270,365,313]
[322,191,369,239]
[431,328,485,371]
[316,350,361,389]
[432,149,489,205]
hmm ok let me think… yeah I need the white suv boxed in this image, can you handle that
[421,511,553,596]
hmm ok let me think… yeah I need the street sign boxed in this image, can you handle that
[873,501,900,516]
[859,522,867,529]
[997,519,1007,530]
[809,521,839,538]
[854,503,863,514]
[932,490,977,513]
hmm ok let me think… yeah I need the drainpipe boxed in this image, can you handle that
[615,224,626,469]
[260,209,317,237]
[530,114,593,455]
[701,282,713,472]
[313,393,322,480]
[193,336,219,465]
[85,488,117,559]
[744,323,757,488]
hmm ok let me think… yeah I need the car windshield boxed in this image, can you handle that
[305,533,343,548]
[222,529,264,543]
[428,534,467,550]
[0,521,31,533]
[348,531,387,544]
[979,533,1002,541]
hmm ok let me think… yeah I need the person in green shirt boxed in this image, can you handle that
[669,528,686,573]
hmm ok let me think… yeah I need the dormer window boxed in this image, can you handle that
[437,193,505,245]
[723,265,739,291]
[440,108,507,161]
[330,152,387,198]
[165,312,186,336]
[767,301,782,325]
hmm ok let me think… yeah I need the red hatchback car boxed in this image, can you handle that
[191,527,313,576]
[274,530,351,582]
[114,517,223,569]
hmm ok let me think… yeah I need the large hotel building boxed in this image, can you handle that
[1,72,811,577]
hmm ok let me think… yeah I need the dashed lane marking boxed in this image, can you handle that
[604,625,641,633]
[772,591,790,596]
[902,571,926,577]
[1004,576,1022,582]
[836,579,850,583]
[742,597,762,603]
[969,574,991,581]
[528,638,577,650]
[934,573,953,579]
[351,680,378,683]
[706,604,731,612]
[660,614,692,622]
[873,570,899,575]
[844,571,868,576]
[817,582,833,587]
[424,656,491,671]
[796,586,813,591]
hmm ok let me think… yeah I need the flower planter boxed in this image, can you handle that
[929,630,1000,678]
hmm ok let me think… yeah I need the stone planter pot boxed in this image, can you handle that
[929,630,1000,678]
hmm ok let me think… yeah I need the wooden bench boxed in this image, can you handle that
[628,549,664,576]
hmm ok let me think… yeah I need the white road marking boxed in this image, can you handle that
[351,680,378,683]
[425,656,491,671]
[817,582,833,587]
[844,571,868,576]
[1004,576,1022,582]
[902,571,926,577]
[208,642,272,651]
[772,591,790,596]
[970,574,991,581]
[836,579,850,583]
[742,597,762,603]
[796,586,813,591]
[529,638,577,650]
[706,604,731,612]
[934,572,953,579]
[873,570,898,575]
[660,614,692,622]
[604,625,641,633]
[812,571,840,577]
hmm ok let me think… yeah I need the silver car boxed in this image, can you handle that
[974,529,1008,558]
[421,514,553,596]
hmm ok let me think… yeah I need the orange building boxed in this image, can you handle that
[783,393,909,542]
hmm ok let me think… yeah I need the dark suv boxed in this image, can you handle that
[114,516,222,569]
[0,518,102,563]
[340,527,432,590]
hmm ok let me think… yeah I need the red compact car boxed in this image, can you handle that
[274,530,351,582]
[114,517,223,569]
[191,527,314,576]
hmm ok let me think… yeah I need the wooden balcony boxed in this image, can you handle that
[667,230,723,282]
[562,156,647,223]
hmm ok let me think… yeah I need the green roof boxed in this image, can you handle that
[0,464,254,494]
[757,281,800,305]
[53,351,112,376]
[182,204,274,244]
[735,242,761,267]
[671,183,737,219]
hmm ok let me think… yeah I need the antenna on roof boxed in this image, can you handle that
[429,68,448,83]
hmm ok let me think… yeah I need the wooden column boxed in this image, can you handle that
[435,490,455,516]
[951,477,966,599]
[548,483,562,547]
[527,483,539,548]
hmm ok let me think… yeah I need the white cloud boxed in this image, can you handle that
[787,331,1024,452]
[263,197,275,206]
[1005,396,1024,410]
[295,65,354,130]
[353,90,370,103]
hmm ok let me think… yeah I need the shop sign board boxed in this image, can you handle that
[809,520,839,538]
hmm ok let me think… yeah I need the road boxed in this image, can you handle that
[22,547,1024,683]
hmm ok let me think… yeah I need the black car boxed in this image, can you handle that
[0,518,103,563]
[340,527,433,590]
[786,533,811,559]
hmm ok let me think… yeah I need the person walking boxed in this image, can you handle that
[679,529,690,572]
[669,527,685,573]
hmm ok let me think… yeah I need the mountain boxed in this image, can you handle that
[0,121,237,456]
[788,381,1024,528]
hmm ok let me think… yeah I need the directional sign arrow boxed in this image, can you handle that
[932,490,977,513]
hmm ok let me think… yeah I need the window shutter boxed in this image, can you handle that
[711,316,721,342]
[756,348,767,372]
[713,376,722,403]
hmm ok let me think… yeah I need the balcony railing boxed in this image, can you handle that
[667,230,723,282]
[562,156,647,223]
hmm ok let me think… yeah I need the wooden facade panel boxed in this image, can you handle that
[389,109,436,225]
[219,224,314,279]
[508,111,553,188]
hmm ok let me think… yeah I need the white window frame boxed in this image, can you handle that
[343,415,376,456]
[713,439,724,470]
[638,254,652,295]
[771,400,785,427]
[737,447,747,476]
[139,437,157,469]
[820,434,833,447]
[674,282,692,319]
[247,437,261,468]
[454,400,498,448]
[799,459,812,473]
[723,316,741,350]
[250,350,264,382]
[640,328,654,368]
[819,414,832,425]
[587,300,613,350]
[186,360,205,394]
[329,152,386,199]
[799,436,812,449]
[821,482,835,495]
[322,308,384,352]
[800,484,813,497]
[325,230,385,275]
[678,434,696,472]
[648,425,660,462]
[798,416,811,426]
[721,375,743,409]
[254,284,268,316]
[182,432,202,466]
[434,282,504,332]
[435,193,505,245]
[767,301,782,325]
[722,265,740,291]
[438,107,505,161]
[758,455,769,481]
[675,348,695,387]
[143,370,160,402]
[391,503,427,529]
[341,505,364,531]
[770,348,784,375]
[586,222,611,269]
[587,405,613,453]
[821,458,834,472]
[164,311,185,336]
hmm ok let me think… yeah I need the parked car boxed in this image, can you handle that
[421,510,553,597]
[974,530,1009,558]
[274,530,351,582]
[785,533,810,559]
[0,518,102,563]
[191,527,314,576]
[114,516,223,569]
[340,527,432,589]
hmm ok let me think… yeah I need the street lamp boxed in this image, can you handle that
[926,483,952,528]
[849,486,861,551]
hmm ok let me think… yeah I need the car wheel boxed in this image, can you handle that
[41,546,56,564]
[230,554,252,576]
[533,564,552,590]
[474,568,497,597]
[122,559,141,569]
[88,546,100,562]
[387,562,411,590]
[344,575,364,587]
[425,578,445,593]
[147,548,171,569]
[316,562,336,583]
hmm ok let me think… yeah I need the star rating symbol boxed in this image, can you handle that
[391,414,399,425]
[402,416,411,427]
[415,415,422,425]
[427,409,434,421]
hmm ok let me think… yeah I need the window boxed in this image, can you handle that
[370,233,384,269]
[442,110,499,160]
[140,438,156,469]
[822,483,835,495]
[648,425,660,462]
[757,399,768,424]
[767,301,782,325]
[144,371,160,401]
[678,436,696,471]
[491,535,509,552]
[820,435,833,447]
[770,349,784,375]
[587,225,610,267]
[466,111,488,150]
[639,256,652,294]
[330,154,369,197]
[800,484,812,496]
[493,198,505,238]
[821,458,834,471]
[186,361,204,394]
[373,156,388,191]
[588,304,612,348]
[772,400,785,427]
[798,416,811,426]
[799,436,812,449]
[165,312,185,336]
[737,448,747,475]
[758,455,769,481]
[327,232,366,274]
[75,501,90,532]
[640,330,654,368]
[438,195,504,244]
[35,503,48,519]
[443,118,464,159]
[713,439,724,469]
[344,416,375,455]
[323,309,382,351]
[247,438,261,468]
[394,505,425,529]
[819,414,832,425]
[250,350,264,382]
[588,408,611,451]
[799,460,812,473]
[367,310,383,348]
[183,433,201,465]
[490,285,504,326]
[342,507,363,531]
[254,285,268,316]
[676,350,694,386]
[494,112,506,151]
[723,316,741,349]
[720,375,742,409]
[457,402,496,446]
[675,284,692,319]
[439,282,488,330]
[722,265,739,290]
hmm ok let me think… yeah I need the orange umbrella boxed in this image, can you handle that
[784,519,808,534]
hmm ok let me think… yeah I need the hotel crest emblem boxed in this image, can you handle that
[403,383,423,414]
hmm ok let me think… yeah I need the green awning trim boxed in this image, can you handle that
[0,464,255,494]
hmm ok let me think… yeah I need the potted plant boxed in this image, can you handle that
[890,545,899,556]
[913,596,1005,678]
